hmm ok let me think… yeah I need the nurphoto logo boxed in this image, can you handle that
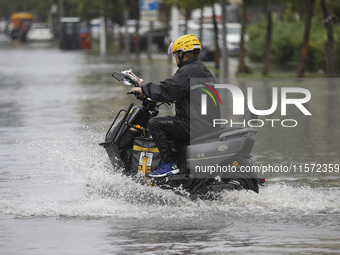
[201,84,312,128]
[200,83,223,115]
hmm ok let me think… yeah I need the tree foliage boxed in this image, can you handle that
[1,0,338,76]
[0,0,138,23]
[0,0,54,20]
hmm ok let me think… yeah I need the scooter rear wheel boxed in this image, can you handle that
[223,172,259,193]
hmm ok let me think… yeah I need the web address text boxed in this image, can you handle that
[194,163,339,175]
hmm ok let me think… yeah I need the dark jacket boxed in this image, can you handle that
[141,58,217,125]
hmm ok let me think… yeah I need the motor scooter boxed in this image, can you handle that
[100,69,265,198]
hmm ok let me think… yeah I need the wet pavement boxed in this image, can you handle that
[0,33,339,255]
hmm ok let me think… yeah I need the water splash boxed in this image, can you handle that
[1,127,339,220]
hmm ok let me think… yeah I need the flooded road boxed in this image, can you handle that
[0,34,339,254]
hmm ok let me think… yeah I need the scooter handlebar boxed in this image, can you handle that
[127,91,140,96]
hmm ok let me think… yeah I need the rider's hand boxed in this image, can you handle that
[129,87,144,96]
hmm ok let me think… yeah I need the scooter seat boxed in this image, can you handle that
[191,126,242,144]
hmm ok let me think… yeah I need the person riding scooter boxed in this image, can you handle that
[129,34,218,177]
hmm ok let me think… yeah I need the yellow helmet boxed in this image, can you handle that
[168,34,202,54]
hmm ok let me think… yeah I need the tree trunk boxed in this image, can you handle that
[320,0,335,90]
[123,10,130,58]
[147,21,153,63]
[296,0,315,78]
[199,6,204,61]
[277,2,287,21]
[134,18,140,64]
[184,10,190,34]
[166,7,172,63]
[262,0,273,76]
[238,0,247,73]
[211,0,220,69]
[220,0,229,80]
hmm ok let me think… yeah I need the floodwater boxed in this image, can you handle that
[0,34,339,254]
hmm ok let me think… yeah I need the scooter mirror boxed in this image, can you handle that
[112,71,133,86]
[112,71,126,82]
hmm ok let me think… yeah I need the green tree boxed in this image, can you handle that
[165,0,205,33]
[296,0,315,78]
[0,0,54,20]
[320,0,335,83]
[262,0,273,76]
[238,0,247,73]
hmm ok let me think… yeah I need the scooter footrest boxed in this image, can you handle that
[166,174,192,181]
